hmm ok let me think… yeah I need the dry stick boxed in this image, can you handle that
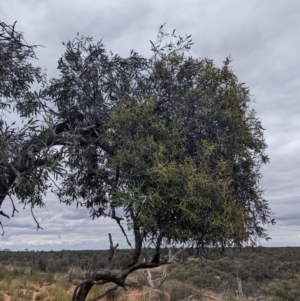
[107,233,119,267]
[31,204,43,230]
[116,218,132,248]
[0,210,10,235]
[145,247,184,288]
[8,194,19,217]
[0,210,10,219]
[111,206,132,248]
[110,167,133,248]
[236,274,243,299]
[0,221,4,235]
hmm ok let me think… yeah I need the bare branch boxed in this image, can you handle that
[144,247,184,288]
[111,206,132,248]
[31,204,43,230]
[107,233,119,268]
[8,194,19,217]
[48,174,62,192]
[0,210,10,219]
[0,221,4,235]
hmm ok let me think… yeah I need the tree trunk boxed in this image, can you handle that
[71,229,167,301]
[73,282,94,301]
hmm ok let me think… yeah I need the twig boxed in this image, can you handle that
[111,206,132,248]
[31,204,43,230]
[0,210,10,219]
[8,194,19,217]
[48,174,61,191]
[0,221,4,235]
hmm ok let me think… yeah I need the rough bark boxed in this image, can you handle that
[72,261,167,301]
[72,230,169,301]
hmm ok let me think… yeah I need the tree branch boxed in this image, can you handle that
[125,210,143,268]
[107,233,119,268]
[111,206,132,248]
[0,221,4,235]
[0,116,114,210]
[8,194,19,217]
[31,204,43,230]
[0,210,10,219]
[144,247,184,288]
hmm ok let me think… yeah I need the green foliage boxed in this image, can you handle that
[1,22,272,254]
[0,21,61,223]
[0,21,45,115]
[167,247,300,299]
[47,26,272,249]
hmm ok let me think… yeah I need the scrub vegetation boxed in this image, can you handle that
[0,247,300,301]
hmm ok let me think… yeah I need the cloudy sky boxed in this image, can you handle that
[1,0,299,251]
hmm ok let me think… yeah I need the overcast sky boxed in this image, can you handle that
[1,0,299,251]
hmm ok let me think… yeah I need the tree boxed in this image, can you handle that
[0,22,273,300]
[0,21,49,231]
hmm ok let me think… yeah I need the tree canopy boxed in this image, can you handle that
[0,21,273,300]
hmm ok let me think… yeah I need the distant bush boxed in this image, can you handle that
[268,276,300,301]
[2,247,300,300]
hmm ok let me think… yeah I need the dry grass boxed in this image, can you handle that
[45,282,73,301]
[0,263,73,301]
[0,263,276,301]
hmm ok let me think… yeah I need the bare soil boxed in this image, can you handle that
[0,281,223,301]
